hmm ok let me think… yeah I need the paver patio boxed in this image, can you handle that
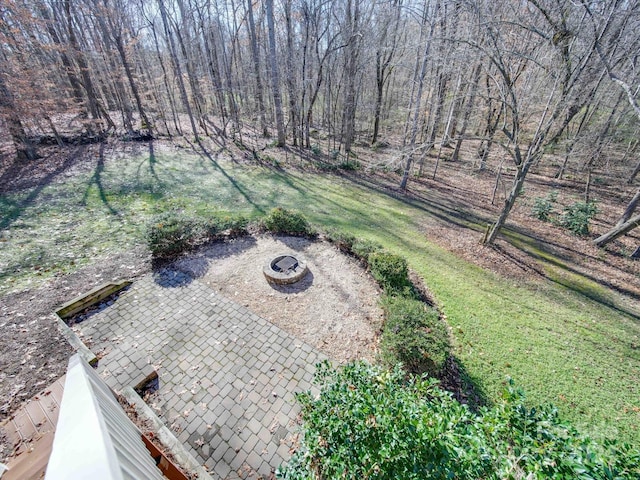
[74,268,327,479]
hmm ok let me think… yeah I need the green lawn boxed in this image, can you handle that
[1,145,638,444]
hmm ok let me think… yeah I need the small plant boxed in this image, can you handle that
[203,213,248,237]
[324,228,355,253]
[338,160,359,171]
[379,295,450,377]
[532,190,558,221]
[561,200,598,236]
[310,144,322,156]
[368,251,412,294]
[146,212,203,258]
[262,207,313,236]
[350,239,383,261]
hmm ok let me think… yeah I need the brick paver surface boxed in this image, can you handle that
[76,269,327,479]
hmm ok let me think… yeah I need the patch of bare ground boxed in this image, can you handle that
[0,246,151,459]
[172,235,384,364]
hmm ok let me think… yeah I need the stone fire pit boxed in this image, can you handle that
[263,253,308,285]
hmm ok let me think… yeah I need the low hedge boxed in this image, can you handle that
[262,207,314,236]
[146,211,248,258]
[379,294,450,377]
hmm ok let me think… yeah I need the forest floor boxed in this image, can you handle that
[1,136,639,456]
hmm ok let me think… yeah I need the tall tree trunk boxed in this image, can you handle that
[341,0,361,156]
[158,0,198,138]
[266,0,286,146]
[484,151,532,245]
[113,32,152,135]
[284,0,299,146]
[400,3,436,190]
[246,0,268,136]
[452,63,481,162]
[64,0,101,126]
[0,73,37,161]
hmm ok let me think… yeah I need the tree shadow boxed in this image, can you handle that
[0,146,89,230]
[152,267,194,288]
[187,138,266,214]
[81,142,118,215]
[152,236,259,288]
[440,355,491,411]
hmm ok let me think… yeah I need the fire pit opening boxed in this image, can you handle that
[263,253,309,285]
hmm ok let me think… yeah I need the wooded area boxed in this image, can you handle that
[1,0,640,244]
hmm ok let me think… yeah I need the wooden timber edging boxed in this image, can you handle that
[54,280,132,367]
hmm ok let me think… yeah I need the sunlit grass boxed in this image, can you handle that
[1,146,638,444]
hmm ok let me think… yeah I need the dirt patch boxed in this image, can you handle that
[0,247,150,428]
[172,235,384,364]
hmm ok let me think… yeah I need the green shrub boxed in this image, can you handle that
[323,228,355,253]
[278,361,640,480]
[203,213,248,237]
[368,251,411,294]
[146,212,204,258]
[532,190,558,221]
[561,200,598,235]
[262,207,313,235]
[338,160,359,171]
[350,239,383,261]
[379,295,449,376]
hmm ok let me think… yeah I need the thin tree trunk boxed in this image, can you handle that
[246,0,268,136]
[0,73,37,160]
[64,0,101,126]
[452,63,481,162]
[158,0,198,138]
[593,213,640,248]
[400,2,435,190]
[266,0,286,146]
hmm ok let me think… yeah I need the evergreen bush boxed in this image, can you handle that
[146,212,203,258]
[379,295,450,376]
[368,251,411,294]
[278,361,640,480]
[262,207,313,235]
[561,200,598,235]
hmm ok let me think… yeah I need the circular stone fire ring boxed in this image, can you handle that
[263,253,308,285]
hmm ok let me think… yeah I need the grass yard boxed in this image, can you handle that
[1,143,638,444]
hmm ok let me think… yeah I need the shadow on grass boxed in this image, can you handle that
[441,355,491,411]
[0,146,87,230]
[81,142,119,215]
[189,139,266,214]
[500,229,640,322]
[332,170,640,323]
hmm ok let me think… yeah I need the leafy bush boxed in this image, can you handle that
[203,213,248,237]
[146,212,204,258]
[338,160,359,171]
[262,207,314,236]
[278,361,640,480]
[379,295,449,376]
[350,239,383,261]
[368,251,411,294]
[323,228,355,253]
[532,190,558,221]
[561,200,598,235]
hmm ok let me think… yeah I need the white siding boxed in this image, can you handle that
[45,354,165,480]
